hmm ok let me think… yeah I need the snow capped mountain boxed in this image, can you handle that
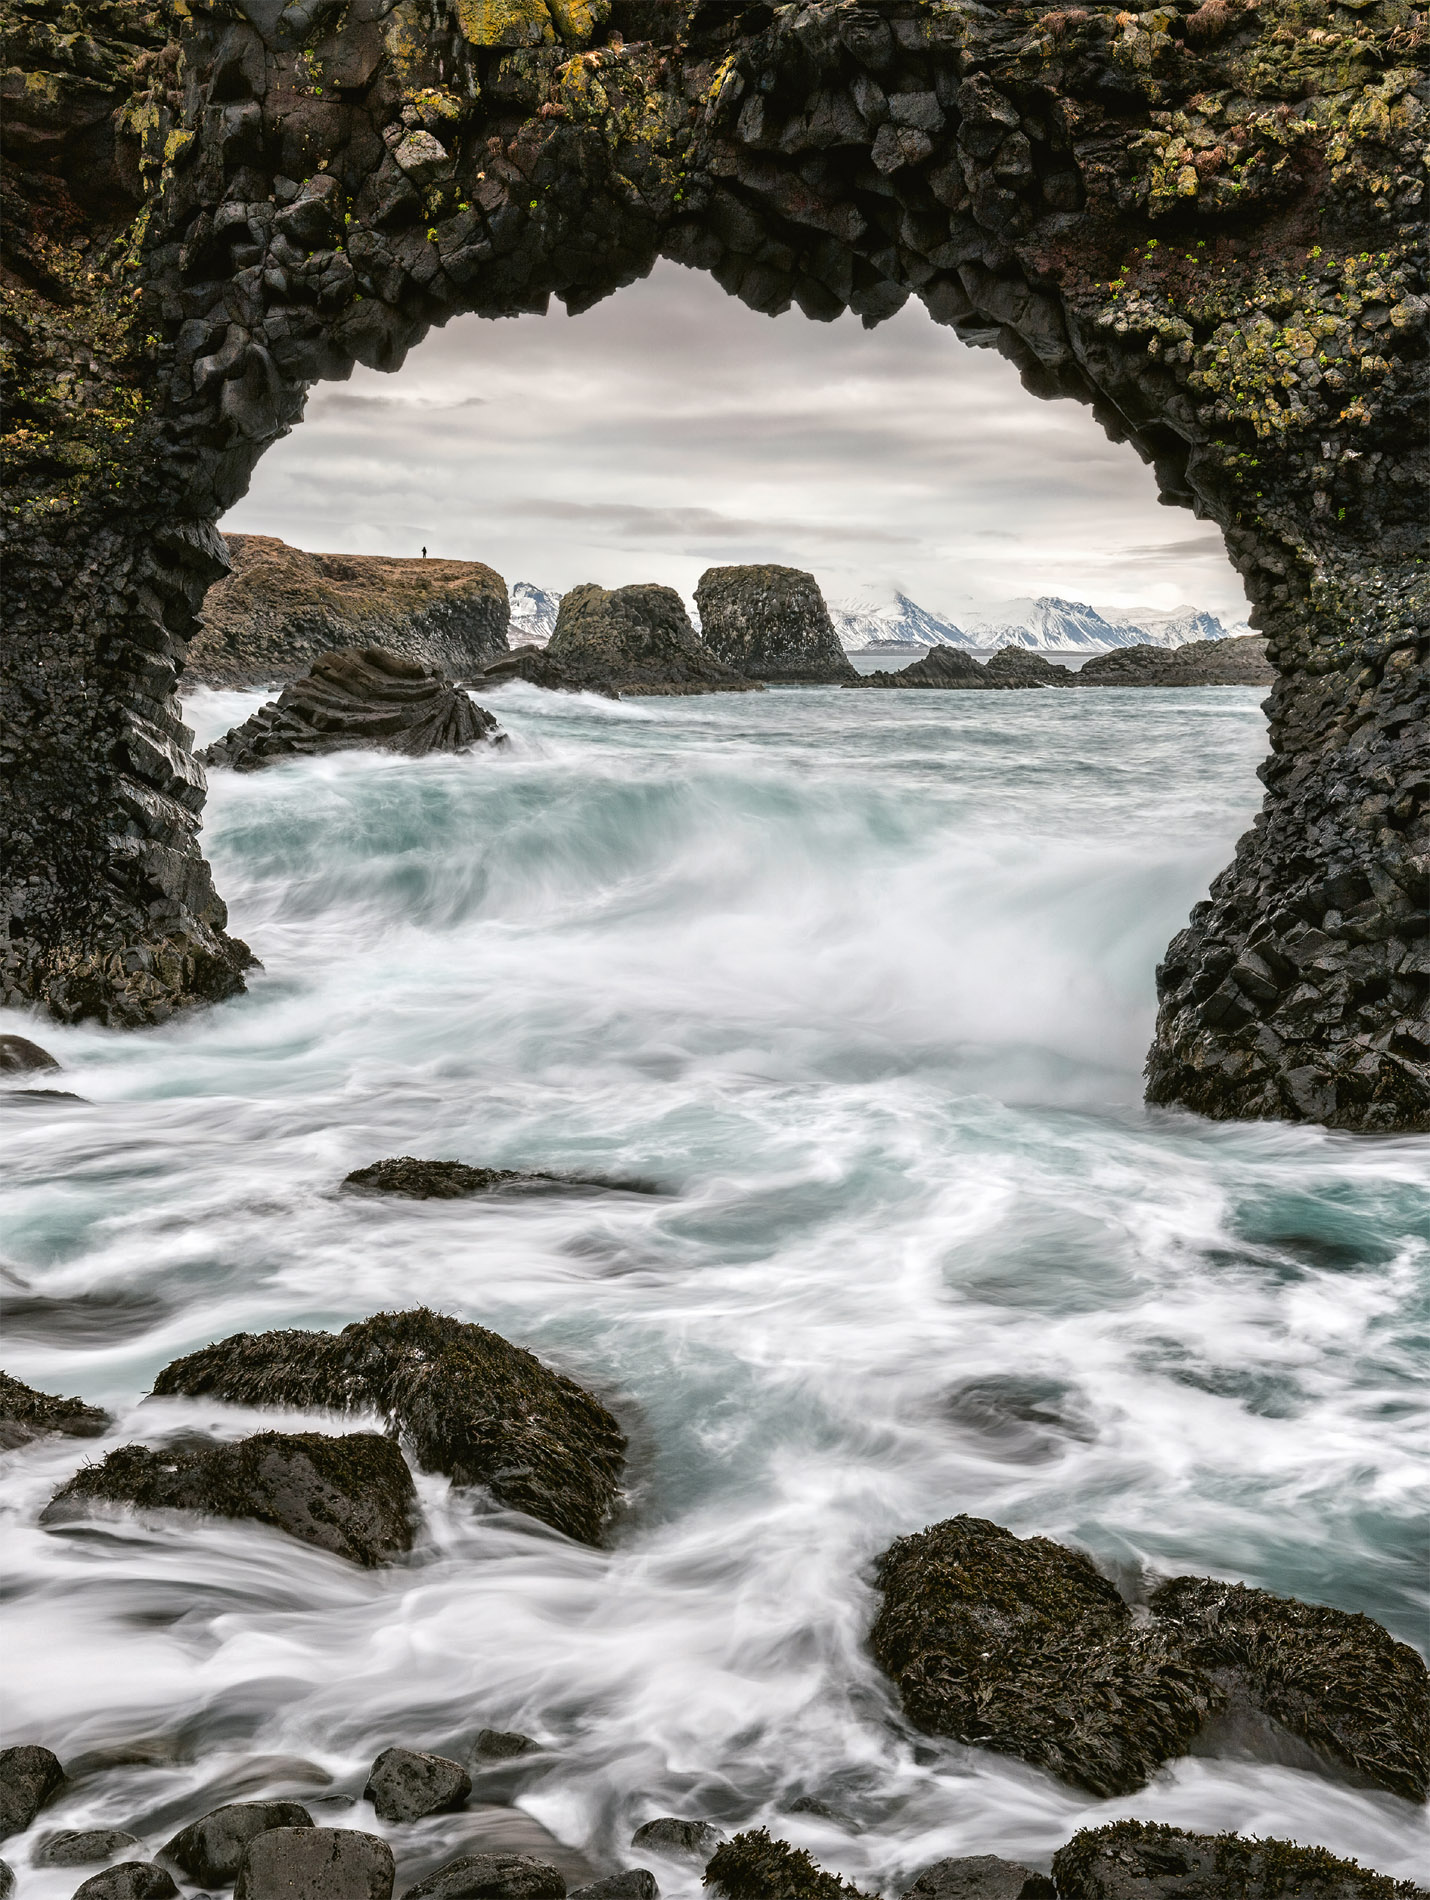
[1104,603,1232,649]
[509,581,561,646]
[835,591,1239,654]
[829,591,973,652]
[962,595,1129,652]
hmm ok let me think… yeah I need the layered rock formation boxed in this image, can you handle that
[694,565,857,683]
[186,534,510,686]
[545,582,757,695]
[199,647,502,769]
[1,0,1426,1130]
[1080,634,1274,687]
[849,645,991,690]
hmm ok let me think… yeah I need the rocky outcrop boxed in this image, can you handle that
[402,1855,565,1900]
[546,584,757,697]
[42,1432,417,1565]
[151,1309,626,1546]
[199,648,502,770]
[0,1372,110,1450]
[363,1748,471,1825]
[983,647,1076,689]
[705,1831,873,1899]
[186,535,509,687]
[847,646,990,691]
[569,1877,657,1900]
[0,1745,64,1842]
[1078,636,1274,687]
[479,646,619,698]
[903,1860,1053,1900]
[694,566,857,684]
[342,1157,660,1198]
[630,1819,725,1862]
[72,1864,178,1900]
[1050,1822,1427,1900]
[161,1803,315,1886]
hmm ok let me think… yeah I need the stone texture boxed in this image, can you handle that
[0,1034,59,1072]
[982,647,1077,689]
[71,1866,178,1900]
[629,1820,724,1862]
[847,646,990,690]
[35,1832,145,1869]
[42,1432,417,1565]
[1050,1821,1428,1900]
[0,1744,64,1841]
[234,1827,394,1900]
[187,535,510,687]
[160,1802,317,1886]
[342,1158,659,1199]
[704,1831,873,1899]
[694,565,856,683]
[472,1732,538,1762]
[568,1877,658,1900]
[901,1859,1053,1900]
[198,648,502,770]
[546,584,756,696]
[0,1371,110,1451]
[400,1855,565,1900]
[0,0,1425,1132]
[478,647,616,698]
[364,1748,471,1825]
[151,1308,626,1546]
[1078,635,1274,687]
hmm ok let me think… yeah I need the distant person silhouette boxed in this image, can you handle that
[421,545,427,558]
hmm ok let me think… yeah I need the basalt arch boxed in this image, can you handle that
[2,0,1426,1129]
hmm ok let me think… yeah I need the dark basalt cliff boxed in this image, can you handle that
[546,578,757,691]
[1,0,1426,1125]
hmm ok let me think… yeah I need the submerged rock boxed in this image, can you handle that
[569,1876,658,1900]
[342,1159,659,1200]
[902,1859,1054,1900]
[0,1743,64,1840]
[72,1865,178,1900]
[629,1819,725,1862]
[43,1432,416,1566]
[401,1853,565,1899]
[1150,1574,1430,1801]
[1077,636,1273,688]
[0,1033,59,1072]
[161,1801,316,1885]
[152,1309,626,1546]
[473,1732,538,1762]
[982,647,1077,689]
[694,566,856,684]
[365,1748,471,1825]
[234,1827,393,1900]
[35,1832,145,1868]
[870,1516,1218,1796]
[199,648,503,771]
[704,1831,873,1898]
[1050,1821,1425,1899]
[544,584,757,697]
[187,535,510,688]
[846,646,990,690]
[0,1371,110,1450]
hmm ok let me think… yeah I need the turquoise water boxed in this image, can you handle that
[1,681,1426,1894]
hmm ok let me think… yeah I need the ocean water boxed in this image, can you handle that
[2,682,1426,1896]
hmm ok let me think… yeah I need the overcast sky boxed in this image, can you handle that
[225,261,1249,623]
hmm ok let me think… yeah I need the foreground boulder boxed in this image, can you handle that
[704,1831,871,1899]
[569,1877,657,1899]
[199,649,502,771]
[234,1827,393,1900]
[544,584,757,697]
[0,1744,64,1840]
[36,1831,145,1868]
[43,1433,416,1566]
[1077,636,1273,688]
[694,566,856,685]
[186,535,510,688]
[1050,1821,1425,1899]
[1150,1574,1429,1801]
[364,1747,470,1824]
[870,1517,1218,1796]
[982,647,1076,690]
[72,1866,178,1900]
[152,1309,626,1546]
[0,1371,109,1450]
[402,1854,565,1899]
[161,1802,315,1885]
[903,1859,1053,1900]
[846,646,989,691]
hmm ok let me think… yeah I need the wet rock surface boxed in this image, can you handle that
[569,1876,658,1900]
[0,1744,64,1841]
[187,535,509,687]
[478,647,618,699]
[152,1308,626,1546]
[234,1827,394,1900]
[199,648,502,771]
[401,1853,565,1900]
[628,1819,725,1861]
[364,1748,471,1825]
[472,1734,537,1763]
[0,1034,59,1073]
[72,1865,179,1900]
[160,1801,316,1886]
[847,647,990,691]
[704,1830,872,1898]
[1079,636,1274,688]
[983,647,1077,690]
[870,1516,1218,1795]
[902,1859,1054,1900]
[694,566,856,684]
[1050,1821,1428,1900]
[43,1432,417,1566]
[342,1158,659,1200]
[0,1372,111,1451]
[545,585,757,697]
[35,1831,146,1869]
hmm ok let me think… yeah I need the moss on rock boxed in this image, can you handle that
[704,1830,875,1900]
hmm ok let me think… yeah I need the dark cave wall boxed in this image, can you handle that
[1,0,1426,1126]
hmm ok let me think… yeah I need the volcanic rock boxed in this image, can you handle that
[846,647,990,690]
[161,1802,317,1886]
[0,1860,12,1899]
[982,647,1077,689]
[35,1832,145,1868]
[473,1732,538,1762]
[342,1159,659,1200]
[401,1854,565,1899]
[43,1432,416,1566]
[365,1749,471,1825]
[151,1309,626,1546]
[694,566,856,684]
[72,1866,178,1900]
[0,1034,59,1072]
[629,1819,725,1862]
[234,1827,394,1900]
[1050,1821,1426,1899]
[478,647,617,698]
[569,1877,658,1900]
[870,1516,1218,1796]
[187,536,509,688]
[0,1372,110,1450]
[704,1831,873,1899]
[0,1744,64,1840]
[545,584,757,697]
[1077,636,1273,688]
[199,649,502,771]
[902,1859,1054,1900]
[1150,1574,1430,1801]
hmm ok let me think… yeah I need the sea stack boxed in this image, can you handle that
[1078,636,1274,687]
[542,584,757,696]
[694,566,857,684]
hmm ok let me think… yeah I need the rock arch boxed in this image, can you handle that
[2,0,1426,1128]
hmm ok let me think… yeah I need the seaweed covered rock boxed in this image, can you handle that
[0,1372,110,1451]
[1077,637,1273,689]
[982,648,1077,690]
[545,585,756,697]
[704,1830,874,1899]
[694,567,856,685]
[199,648,502,771]
[42,1432,416,1566]
[0,1745,64,1841]
[160,1802,316,1886]
[152,1309,626,1546]
[364,1747,471,1825]
[1050,1821,1427,1900]
[402,1853,565,1900]
[187,535,510,688]
[870,1517,1218,1796]
[846,647,990,691]
[902,1859,1053,1900]
[234,1827,393,1900]
[1150,1575,1430,1802]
